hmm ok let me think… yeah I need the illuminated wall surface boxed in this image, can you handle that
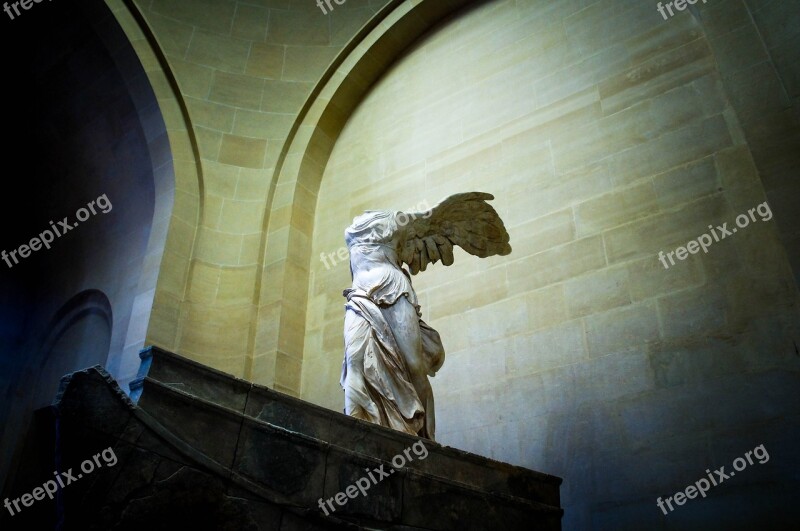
[1,0,799,528]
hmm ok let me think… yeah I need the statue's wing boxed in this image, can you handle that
[399,192,512,275]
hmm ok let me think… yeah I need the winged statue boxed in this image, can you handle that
[340,192,511,440]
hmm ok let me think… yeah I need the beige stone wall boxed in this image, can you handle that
[110,0,391,391]
[100,0,193,386]
[302,0,800,521]
[99,0,800,524]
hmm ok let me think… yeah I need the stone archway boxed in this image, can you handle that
[255,0,488,394]
[104,0,204,360]
[34,290,114,407]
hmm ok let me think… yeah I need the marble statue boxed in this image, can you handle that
[340,192,512,440]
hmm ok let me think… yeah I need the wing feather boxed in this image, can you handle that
[398,192,511,274]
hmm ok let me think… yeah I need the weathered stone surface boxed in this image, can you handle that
[322,447,404,522]
[161,348,562,506]
[56,366,136,439]
[233,418,327,505]
[137,378,243,470]
[402,469,561,531]
[135,346,251,413]
[3,354,562,530]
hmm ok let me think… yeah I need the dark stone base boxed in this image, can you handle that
[1,347,562,530]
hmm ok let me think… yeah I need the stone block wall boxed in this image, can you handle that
[302,0,800,527]
[116,0,394,391]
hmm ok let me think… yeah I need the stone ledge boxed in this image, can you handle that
[137,345,562,508]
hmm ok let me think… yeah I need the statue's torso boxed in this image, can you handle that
[345,211,418,310]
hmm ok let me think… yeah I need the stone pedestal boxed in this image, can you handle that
[1,347,562,530]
